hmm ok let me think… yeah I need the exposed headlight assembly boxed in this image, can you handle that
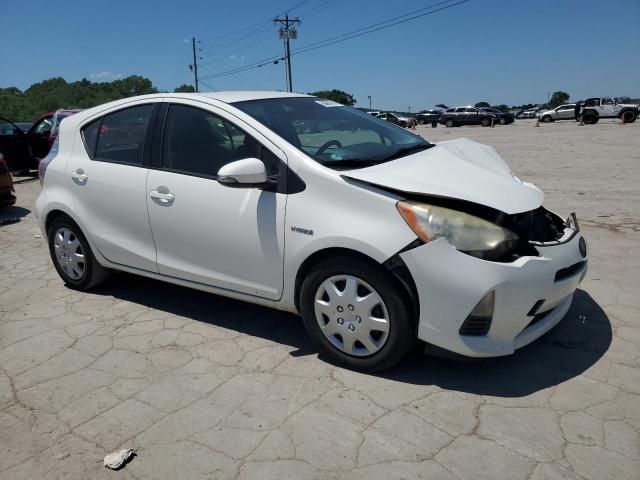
[397,200,519,260]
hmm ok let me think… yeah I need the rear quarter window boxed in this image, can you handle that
[81,119,101,158]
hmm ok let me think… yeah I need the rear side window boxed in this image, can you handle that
[95,105,153,165]
[81,119,100,158]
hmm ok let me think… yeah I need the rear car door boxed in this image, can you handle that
[146,101,286,300]
[67,102,159,272]
[557,105,573,119]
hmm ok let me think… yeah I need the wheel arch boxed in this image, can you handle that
[293,247,420,325]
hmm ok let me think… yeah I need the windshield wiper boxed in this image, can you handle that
[381,143,433,162]
[317,159,381,170]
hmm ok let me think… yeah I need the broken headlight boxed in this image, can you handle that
[397,200,519,260]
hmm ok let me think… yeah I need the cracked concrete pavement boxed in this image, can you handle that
[1,119,639,479]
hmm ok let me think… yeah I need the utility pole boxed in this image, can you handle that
[191,37,199,92]
[368,95,372,110]
[408,106,411,113]
[274,14,301,92]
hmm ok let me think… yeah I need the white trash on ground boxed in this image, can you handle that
[103,449,135,470]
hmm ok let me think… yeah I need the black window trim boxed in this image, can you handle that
[82,103,159,168]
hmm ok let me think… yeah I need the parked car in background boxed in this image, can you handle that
[439,106,496,127]
[36,91,588,371]
[0,109,82,172]
[366,111,381,116]
[377,112,417,128]
[15,122,33,132]
[479,107,514,125]
[537,104,577,123]
[415,109,442,124]
[0,154,16,207]
[580,97,638,124]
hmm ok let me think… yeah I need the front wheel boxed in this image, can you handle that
[481,117,491,127]
[47,215,109,290]
[542,115,552,123]
[499,118,506,125]
[582,112,598,124]
[445,118,455,128]
[299,257,415,372]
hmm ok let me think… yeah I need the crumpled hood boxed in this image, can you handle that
[343,138,544,214]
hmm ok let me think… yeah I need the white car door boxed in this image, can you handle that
[146,101,286,300]
[67,102,159,272]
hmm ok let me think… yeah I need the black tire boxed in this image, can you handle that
[481,117,491,127]
[499,118,506,125]
[582,112,598,125]
[299,256,416,372]
[542,115,552,123]
[621,110,637,123]
[47,215,109,290]
[445,118,455,128]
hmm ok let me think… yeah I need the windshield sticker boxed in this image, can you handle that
[315,100,343,107]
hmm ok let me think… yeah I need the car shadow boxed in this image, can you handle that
[94,275,610,397]
[382,289,612,397]
[0,206,31,226]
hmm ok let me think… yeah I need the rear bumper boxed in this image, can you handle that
[400,230,587,357]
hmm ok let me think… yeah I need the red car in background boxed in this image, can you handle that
[0,109,82,172]
[0,153,16,207]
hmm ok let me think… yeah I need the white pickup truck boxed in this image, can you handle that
[581,97,638,124]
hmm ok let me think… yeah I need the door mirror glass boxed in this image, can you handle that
[217,158,267,185]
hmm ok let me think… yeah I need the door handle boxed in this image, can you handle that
[149,189,175,203]
[71,169,88,182]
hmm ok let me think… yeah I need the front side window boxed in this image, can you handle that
[162,104,279,178]
[95,105,153,165]
[234,97,431,170]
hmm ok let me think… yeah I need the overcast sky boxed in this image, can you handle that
[3,0,639,110]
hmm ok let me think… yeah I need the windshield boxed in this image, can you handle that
[233,97,432,170]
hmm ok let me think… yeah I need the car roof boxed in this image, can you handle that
[173,91,312,103]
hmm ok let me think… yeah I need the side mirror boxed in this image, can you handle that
[217,158,267,186]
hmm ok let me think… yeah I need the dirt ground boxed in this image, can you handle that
[1,118,639,479]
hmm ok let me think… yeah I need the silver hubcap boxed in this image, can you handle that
[53,227,85,280]
[314,275,390,357]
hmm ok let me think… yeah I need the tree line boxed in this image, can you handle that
[0,77,197,121]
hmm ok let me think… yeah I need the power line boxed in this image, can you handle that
[198,0,472,81]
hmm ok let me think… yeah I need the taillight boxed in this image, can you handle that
[39,136,59,186]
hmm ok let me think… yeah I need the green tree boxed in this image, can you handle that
[495,104,510,112]
[474,101,490,108]
[309,89,356,106]
[174,84,196,93]
[0,76,160,121]
[548,91,570,109]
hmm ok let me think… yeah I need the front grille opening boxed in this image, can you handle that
[555,261,587,282]
[459,316,492,336]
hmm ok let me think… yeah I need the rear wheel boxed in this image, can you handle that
[481,117,491,127]
[47,215,109,290]
[621,110,637,123]
[445,118,455,128]
[499,117,506,125]
[300,256,415,372]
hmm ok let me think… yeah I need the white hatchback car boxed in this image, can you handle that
[35,92,588,371]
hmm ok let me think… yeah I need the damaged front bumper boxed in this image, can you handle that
[399,215,587,357]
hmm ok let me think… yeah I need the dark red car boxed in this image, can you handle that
[0,109,82,172]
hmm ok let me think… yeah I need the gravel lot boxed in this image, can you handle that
[1,119,639,480]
